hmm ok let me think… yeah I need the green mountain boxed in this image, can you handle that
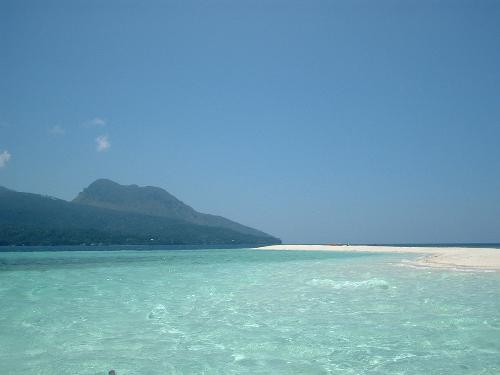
[0,183,280,246]
[74,179,270,238]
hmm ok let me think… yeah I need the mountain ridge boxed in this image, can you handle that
[0,180,280,246]
[73,179,270,238]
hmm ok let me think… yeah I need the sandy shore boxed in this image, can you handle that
[254,245,500,271]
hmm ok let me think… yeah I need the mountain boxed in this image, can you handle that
[0,183,281,246]
[73,179,270,238]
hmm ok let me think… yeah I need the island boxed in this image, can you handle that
[0,179,281,246]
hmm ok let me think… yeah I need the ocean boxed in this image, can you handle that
[0,247,499,374]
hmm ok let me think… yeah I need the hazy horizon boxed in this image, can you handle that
[2,0,500,244]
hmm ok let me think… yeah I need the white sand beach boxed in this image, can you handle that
[255,245,500,271]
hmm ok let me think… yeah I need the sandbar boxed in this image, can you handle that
[254,244,500,271]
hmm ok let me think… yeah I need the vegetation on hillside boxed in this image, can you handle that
[0,186,281,246]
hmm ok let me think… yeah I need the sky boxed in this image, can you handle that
[1,0,499,244]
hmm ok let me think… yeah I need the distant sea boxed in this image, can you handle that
[1,246,499,374]
[0,244,256,252]
[1,242,500,252]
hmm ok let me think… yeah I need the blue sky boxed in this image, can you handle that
[1,0,499,243]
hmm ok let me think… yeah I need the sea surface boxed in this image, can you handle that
[1,247,499,374]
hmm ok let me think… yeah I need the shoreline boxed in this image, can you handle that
[254,244,500,272]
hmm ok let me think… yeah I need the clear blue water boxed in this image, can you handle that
[1,248,499,374]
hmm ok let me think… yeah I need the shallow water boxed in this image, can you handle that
[0,248,499,374]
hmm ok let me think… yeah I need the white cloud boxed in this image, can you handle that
[0,150,11,168]
[96,135,110,152]
[83,117,107,127]
[49,125,66,135]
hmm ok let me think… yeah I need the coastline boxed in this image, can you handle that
[254,244,500,272]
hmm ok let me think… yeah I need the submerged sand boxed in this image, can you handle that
[255,245,500,271]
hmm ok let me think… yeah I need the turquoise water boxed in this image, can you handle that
[1,249,500,374]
